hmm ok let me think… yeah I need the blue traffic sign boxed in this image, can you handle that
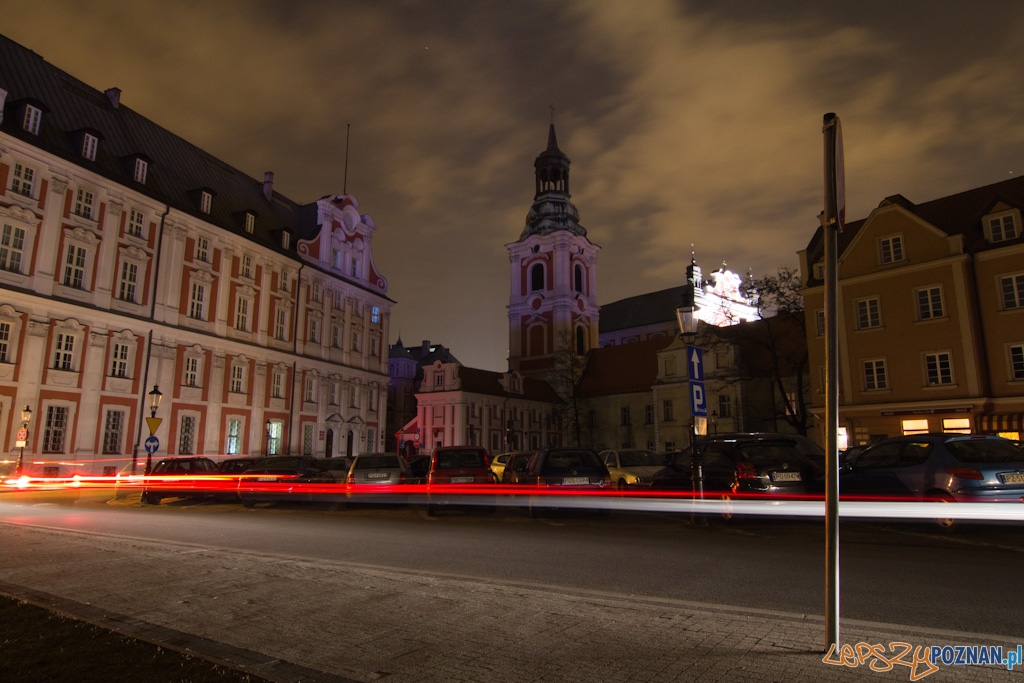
[689,380,707,417]
[687,345,705,381]
[144,435,160,454]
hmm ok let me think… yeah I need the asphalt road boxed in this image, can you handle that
[2,490,1022,638]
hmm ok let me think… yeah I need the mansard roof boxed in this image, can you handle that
[457,367,563,403]
[578,337,675,397]
[0,34,307,252]
[599,285,688,333]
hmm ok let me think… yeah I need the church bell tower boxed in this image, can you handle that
[506,124,600,376]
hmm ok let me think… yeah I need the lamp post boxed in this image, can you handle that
[676,296,704,524]
[15,405,31,477]
[711,410,719,435]
[144,385,162,475]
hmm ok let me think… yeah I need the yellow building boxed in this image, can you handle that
[799,180,1024,446]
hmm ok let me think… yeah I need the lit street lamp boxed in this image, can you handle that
[15,405,31,477]
[711,409,719,435]
[144,385,162,475]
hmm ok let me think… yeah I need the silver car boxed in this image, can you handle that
[346,453,413,501]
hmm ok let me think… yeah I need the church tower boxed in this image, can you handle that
[507,124,600,376]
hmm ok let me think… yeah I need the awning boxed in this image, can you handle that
[977,413,1024,431]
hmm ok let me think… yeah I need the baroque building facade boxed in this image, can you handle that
[0,34,392,475]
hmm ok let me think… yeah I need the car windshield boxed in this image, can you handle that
[947,439,1024,464]
[355,455,399,469]
[618,450,660,467]
[544,450,604,470]
[437,450,487,469]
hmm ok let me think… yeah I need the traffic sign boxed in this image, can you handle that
[687,345,704,381]
[144,435,160,454]
[16,427,27,442]
[146,417,162,436]
[690,380,707,417]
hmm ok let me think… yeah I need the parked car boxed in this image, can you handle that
[211,457,261,502]
[521,447,611,516]
[501,451,534,484]
[407,455,431,484]
[347,453,411,487]
[651,433,824,518]
[490,452,517,482]
[237,456,336,507]
[839,433,1024,528]
[142,456,219,505]
[426,446,495,515]
[599,449,663,488]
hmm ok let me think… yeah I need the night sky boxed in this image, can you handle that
[6,1,1024,370]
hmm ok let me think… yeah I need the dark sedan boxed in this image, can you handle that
[141,456,219,504]
[520,447,611,516]
[237,456,336,507]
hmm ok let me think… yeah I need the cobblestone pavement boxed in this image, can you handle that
[0,522,1019,683]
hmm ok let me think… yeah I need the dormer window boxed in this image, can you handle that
[244,212,255,234]
[133,158,148,184]
[200,191,212,214]
[23,104,41,135]
[82,133,98,161]
[987,212,1019,244]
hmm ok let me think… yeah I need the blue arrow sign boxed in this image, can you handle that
[144,435,160,454]
[687,345,704,381]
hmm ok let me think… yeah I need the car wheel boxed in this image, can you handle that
[617,478,628,490]
[720,494,734,521]
[427,503,436,516]
[241,498,256,509]
[934,493,957,530]
[142,493,160,505]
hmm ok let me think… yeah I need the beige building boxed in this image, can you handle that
[800,180,1024,446]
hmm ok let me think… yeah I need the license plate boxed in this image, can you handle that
[772,471,802,482]
[365,472,389,480]
[450,476,474,483]
[562,477,589,485]
[256,476,278,482]
[1002,473,1024,484]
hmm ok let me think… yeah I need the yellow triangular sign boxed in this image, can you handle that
[146,417,163,435]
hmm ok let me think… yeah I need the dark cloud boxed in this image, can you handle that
[6,0,1024,370]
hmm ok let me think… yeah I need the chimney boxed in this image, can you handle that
[263,172,274,201]
[421,340,431,359]
[105,87,121,109]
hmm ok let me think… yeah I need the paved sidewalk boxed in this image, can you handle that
[0,522,1018,683]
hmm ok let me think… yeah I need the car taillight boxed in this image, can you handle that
[736,462,758,479]
[946,467,983,480]
[399,472,406,484]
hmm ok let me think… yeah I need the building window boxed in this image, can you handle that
[305,378,316,403]
[901,418,929,436]
[331,325,341,348]
[195,236,209,262]
[73,188,95,220]
[856,298,881,329]
[53,332,75,370]
[863,358,888,391]
[620,406,631,426]
[988,214,1018,243]
[352,330,361,352]
[244,212,255,234]
[574,264,584,293]
[102,410,125,454]
[644,404,654,425]
[189,282,206,319]
[1000,274,1024,310]
[434,373,443,387]
[349,386,358,408]
[240,254,252,279]
[371,306,380,324]
[127,208,145,238]
[303,424,314,455]
[942,418,971,434]
[879,235,904,264]
[110,342,130,378]
[718,393,733,418]
[0,322,10,363]
[200,191,212,214]
[312,282,322,303]
[63,244,87,289]
[275,308,288,340]
[118,261,138,303]
[308,318,320,344]
[42,406,68,453]
[916,287,944,320]
[183,356,200,387]
[530,263,544,291]
[133,158,148,184]
[10,163,35,197]
[23,104,41,135]
[82,133,98,161]
[330,381,340,405]
[924,351,953,386]
[664,441,675,452]
[815,310,825,336]
[230,364,245,393]
[280,270,290,292]
[179,415,196,454]
[332,249,342,270]
[663,399,674,422]
[267,421,281,455]
[1011,344,1024,381]
[271,370,284,398]
[351,258,361,279]
[226,419,241,455]
[0,223,26,273]
[235,297,249,331]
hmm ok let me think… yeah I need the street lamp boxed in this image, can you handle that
[676,295,705,525]
[144,385,162,474]
[15,405,31,477]
[711,410,719,435]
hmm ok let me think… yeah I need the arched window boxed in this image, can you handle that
[575,326,586,355]
[574,264,584,293]
[530,263,544,292]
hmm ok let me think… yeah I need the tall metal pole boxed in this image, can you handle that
[822,113,844,651]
